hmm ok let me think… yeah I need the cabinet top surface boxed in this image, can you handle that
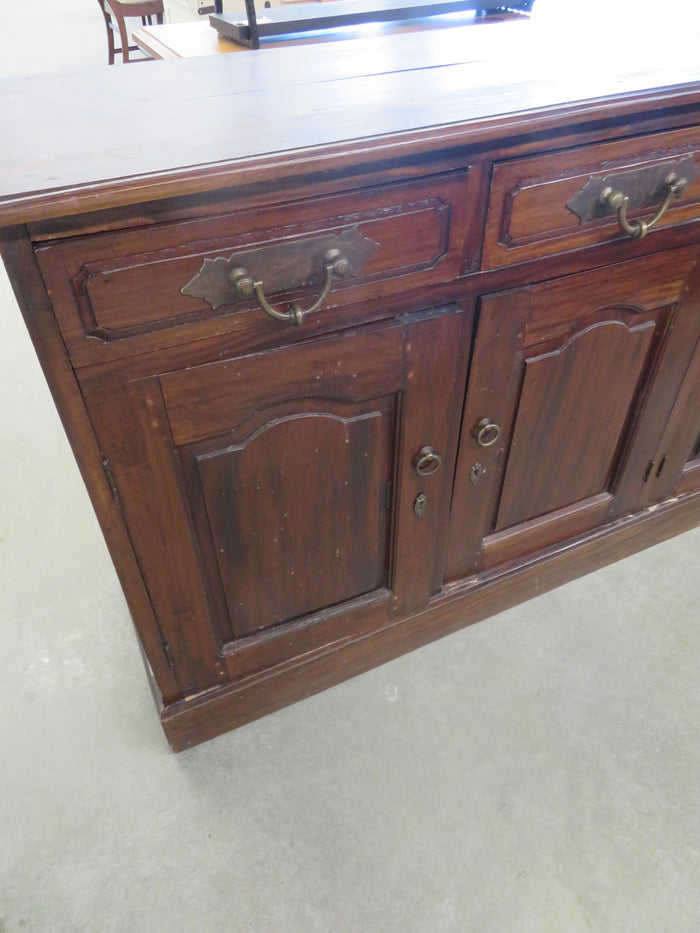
[3,2,700,225]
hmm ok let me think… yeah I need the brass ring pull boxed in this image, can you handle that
[475,418,501,447]
[414,446,442,476]
[600,173,688,240]
[230,249,351,326]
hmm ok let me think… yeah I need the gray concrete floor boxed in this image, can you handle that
[2,4,700,931]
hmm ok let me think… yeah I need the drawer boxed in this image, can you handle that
[35,173,469,366]
[482,127,700,270]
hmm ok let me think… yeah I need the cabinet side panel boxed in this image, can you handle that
[84,378,229,696]
[0,227,180,704]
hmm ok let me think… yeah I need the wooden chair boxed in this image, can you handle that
[97,0,165,64]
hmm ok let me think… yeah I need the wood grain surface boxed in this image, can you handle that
[3,12,700,223]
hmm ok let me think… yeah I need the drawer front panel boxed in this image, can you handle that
[36,173,468,366]
[483,128,700,269]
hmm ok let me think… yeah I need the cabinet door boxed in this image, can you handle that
[680,431,700,494]
[446,246,700,581]
[650,331,700,498]
[85,308,468,695]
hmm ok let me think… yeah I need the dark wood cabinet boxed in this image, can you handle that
[3,21,700,748]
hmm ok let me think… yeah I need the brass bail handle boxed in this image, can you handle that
[229,249,351,325]
[474,418,501,447]
[414,445,442,476]
[600,172,688,240]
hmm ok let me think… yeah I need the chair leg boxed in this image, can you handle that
[101,8,117,65]
[116,14,132,63]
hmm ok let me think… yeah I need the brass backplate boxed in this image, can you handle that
[181,227,380,311]
[566,157,698,223]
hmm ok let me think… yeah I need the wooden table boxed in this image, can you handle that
[133,21,244,58]
[133,9,522,58]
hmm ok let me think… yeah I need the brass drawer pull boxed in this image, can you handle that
[230,249,350,326]
[475,418,501,447]
[600,172,688,240]
[181,229,378,314]
[414,446,442,476]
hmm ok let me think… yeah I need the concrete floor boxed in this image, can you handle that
[2,3,700,931]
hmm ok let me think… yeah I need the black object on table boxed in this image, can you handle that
[211,0,534,50]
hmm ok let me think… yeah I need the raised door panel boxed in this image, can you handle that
[187,399,394,639]
[494,317,655,531]
[445,246,700,582]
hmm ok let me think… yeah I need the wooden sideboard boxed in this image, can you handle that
[3,14,700,750]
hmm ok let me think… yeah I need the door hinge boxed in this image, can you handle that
[377,479,393,510]
[644,455,667,483]
[163,641,174,668]
[101,458,120,502]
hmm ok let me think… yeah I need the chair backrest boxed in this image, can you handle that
[97,0,165,64]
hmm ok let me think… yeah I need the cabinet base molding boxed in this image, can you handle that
[161,490,700,751]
